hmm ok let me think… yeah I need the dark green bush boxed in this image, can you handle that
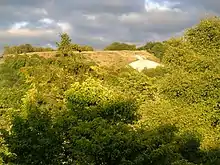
[142,66,168,78]
[138,41,166,60]
[104,42,136,50]
[3,44,54,55]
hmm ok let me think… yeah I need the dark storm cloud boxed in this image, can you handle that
[0,0,220,50]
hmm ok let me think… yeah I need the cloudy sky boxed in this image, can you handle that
[0,0,219,50]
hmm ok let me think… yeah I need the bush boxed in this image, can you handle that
[56,33,94,54]
[56,33,73,55]
[185,16,220,53]
[65,78,139,123]
[138,41,166,60]
[4,106,219,165]
[152,16,220,148]
[80,45,94,51]
[104,42,136,50]
[142,66,168,78]
[3,44,54,55]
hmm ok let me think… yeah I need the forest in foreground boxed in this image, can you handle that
[0,17,220,165]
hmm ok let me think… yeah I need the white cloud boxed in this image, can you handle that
[1,0,220,49]
[145,0,182,12]
[57,22,72,32]
[118,13,143,23]
[83,14,96,21]
[6,21,55,37]
[10,21,29,30]
[39,18,54,24]
[7,28,54,37]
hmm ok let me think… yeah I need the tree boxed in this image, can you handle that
[185,16,220,53]
[104,42,136,50]
[80,45,94,51]
[19,44,34,53]
[3,44,54,55]
[56,33,73,55]
[156,16,220,142]
[137,41,166,60]
[72,43,82,52]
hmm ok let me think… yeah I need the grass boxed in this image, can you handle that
[26,50,158,69]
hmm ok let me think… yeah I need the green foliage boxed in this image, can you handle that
[4,107,220,165]
[80,45,94,51]
[71,43,82,52]
[1,16,220,165]
[3,44,54,55]
[3,108,64,164]
[0,55,36,109]
[56,33,73,55]
[138,41,166,60]
[71,44,94,52]
[146,16,220,150]
[63,122,198,165]
[142,66,168,78]
[104,42,136,51]
[185,16,220,53]
[56,33,94,54]
[90,66,158,102]
[65,78,138,123]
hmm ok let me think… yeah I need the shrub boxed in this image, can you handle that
[185,16,220,53]
[56,33,73,55]
[65,78,139,123]
[138,41,166,60]
[80,45,94,51]
[104,42,136,50]
[3,44,54,55]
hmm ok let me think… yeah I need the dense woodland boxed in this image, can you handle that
[0,17,220,164]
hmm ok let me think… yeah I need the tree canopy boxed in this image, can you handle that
[104,42,136,51]
[137,41,166,60]
[3,44,54,55]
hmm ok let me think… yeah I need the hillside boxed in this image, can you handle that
[24,50,158,68]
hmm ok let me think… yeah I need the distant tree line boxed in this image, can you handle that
[2,32,166,60]
[1,35,166,62]
[3,44,55,55]
[103,41,166,60]
[104,42,136,51]
[3,35,94,56]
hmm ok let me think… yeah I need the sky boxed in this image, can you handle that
[0,0,219,50]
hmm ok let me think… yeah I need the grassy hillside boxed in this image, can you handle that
[25,50,158,68]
